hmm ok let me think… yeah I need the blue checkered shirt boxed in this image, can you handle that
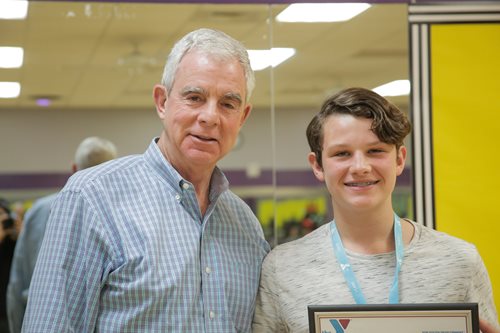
[22,138,270,333]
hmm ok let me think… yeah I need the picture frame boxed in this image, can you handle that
[308,303,479,333]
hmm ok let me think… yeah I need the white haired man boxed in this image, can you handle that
[21,29,270,333]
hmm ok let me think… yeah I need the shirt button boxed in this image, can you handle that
[205,267,211,274]
[182,182,189,190]
[209,311,215,319]
[175,194,180,200]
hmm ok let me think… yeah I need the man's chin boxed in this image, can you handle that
[185,150,219,166]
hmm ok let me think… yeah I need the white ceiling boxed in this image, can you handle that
[0,2,409,111]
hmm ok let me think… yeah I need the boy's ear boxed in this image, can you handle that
[396,146,407,176]
[308,152,325,182]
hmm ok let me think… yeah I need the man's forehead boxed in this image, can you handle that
[175,51,247,99]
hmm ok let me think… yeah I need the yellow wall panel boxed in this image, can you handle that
[431,23,500,313]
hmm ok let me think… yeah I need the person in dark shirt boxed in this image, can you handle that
[0,198,17,333]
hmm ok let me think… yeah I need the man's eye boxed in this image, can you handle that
[368,149,384,154]
[186,95,202,102]
[222,102,236,109]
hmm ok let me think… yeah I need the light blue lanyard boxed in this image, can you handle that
[330,213,404,304]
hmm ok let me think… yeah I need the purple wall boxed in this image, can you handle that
[0,167,411,190]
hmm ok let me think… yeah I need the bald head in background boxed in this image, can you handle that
[73,136,118,172]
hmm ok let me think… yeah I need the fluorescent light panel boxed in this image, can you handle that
[373,80,410,97]
[0,82,21,98]
[0,0,29,19]
[0,47,24,68]
[276,3,371,23]
[248,48,296,71]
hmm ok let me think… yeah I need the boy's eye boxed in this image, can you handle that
[368,148,384,154]
[334,151,350,157]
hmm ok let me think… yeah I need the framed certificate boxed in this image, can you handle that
[308,303,479,333]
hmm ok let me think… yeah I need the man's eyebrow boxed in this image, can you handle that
[180,86,205,96]
[223,92,242,104]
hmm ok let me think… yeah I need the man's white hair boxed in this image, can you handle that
[161,28,255,103]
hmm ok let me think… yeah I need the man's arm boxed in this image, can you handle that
[21,190,112,332]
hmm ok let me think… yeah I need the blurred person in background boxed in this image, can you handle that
[0,198,17,333]
[7,136,117,333]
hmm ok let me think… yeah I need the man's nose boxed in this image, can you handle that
[198,100,220,125]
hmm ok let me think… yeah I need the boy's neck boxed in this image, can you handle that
[333,208,413,255]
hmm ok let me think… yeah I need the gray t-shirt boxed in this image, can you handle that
[253,220,499,333]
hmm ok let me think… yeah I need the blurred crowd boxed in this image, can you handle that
[262,203,327,247]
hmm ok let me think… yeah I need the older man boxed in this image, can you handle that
[22,29,269,333]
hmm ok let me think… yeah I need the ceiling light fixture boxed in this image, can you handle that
[0,82,21,98]
[0,0,29,20]
[0,47,24,68]
[373,80,410,97]
[248,48,296,71]
[36,98,52,107]
[276,3,371,23]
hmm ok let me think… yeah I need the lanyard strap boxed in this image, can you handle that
[330,213,404,304]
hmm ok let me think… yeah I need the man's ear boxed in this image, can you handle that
[239,103,252,127]
[308,152,325,182]
[153,84,168,119]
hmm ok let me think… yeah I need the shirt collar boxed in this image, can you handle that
[144,137,229,198]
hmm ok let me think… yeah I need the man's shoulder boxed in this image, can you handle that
[219,190,269,235]
[219,190,251,209]
[65,154,142,190]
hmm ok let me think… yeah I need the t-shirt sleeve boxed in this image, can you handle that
[466,247,499,329]
[252,249,287,333]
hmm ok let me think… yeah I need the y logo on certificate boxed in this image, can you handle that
[329,319,351,333]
